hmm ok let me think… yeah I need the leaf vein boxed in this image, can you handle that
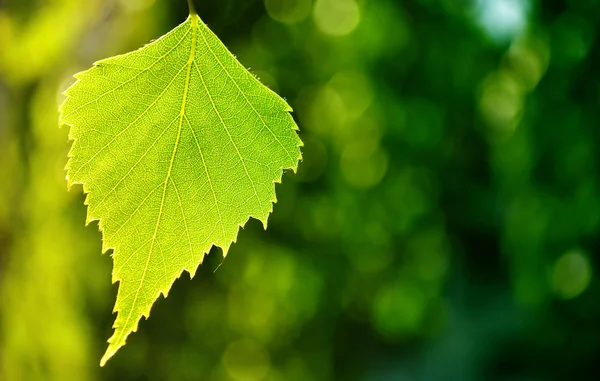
[193,60,263,213]
[197,25,296,164]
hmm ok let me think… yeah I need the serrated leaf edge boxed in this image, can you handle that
[58,15,302,367]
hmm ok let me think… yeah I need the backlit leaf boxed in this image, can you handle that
[59,14,302,366]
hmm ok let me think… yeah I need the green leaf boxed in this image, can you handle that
[58,14,302,366]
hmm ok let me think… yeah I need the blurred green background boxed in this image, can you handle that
[1,0,600,380]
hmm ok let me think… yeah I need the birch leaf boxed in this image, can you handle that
[59,14,302,366]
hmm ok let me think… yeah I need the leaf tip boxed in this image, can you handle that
[100,334,128,366]
[100,345,118,367]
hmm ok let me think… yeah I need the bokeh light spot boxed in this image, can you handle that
[475,0,531,43]
[479,70,524,138]
[328,70,374,121]
[552,250,592,300]
[372,281,426,338]
[118,0,156,12]
[223,339,271,381]
[313,0,360,37]
[340,139,388,189]
[306,84,347,134]
[506,35,550,90]
[265,0,312,25]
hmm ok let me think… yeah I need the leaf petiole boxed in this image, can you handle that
[187,0,197,16]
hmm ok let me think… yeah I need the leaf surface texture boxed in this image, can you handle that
[59,15,301,365]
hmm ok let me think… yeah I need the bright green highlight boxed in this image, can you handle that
[552,250,592,300]
[59,14,302,366]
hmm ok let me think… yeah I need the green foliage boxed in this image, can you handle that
[3,0,600,379]
[58,13,302,365]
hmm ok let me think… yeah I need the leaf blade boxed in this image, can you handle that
[59,15,302,366]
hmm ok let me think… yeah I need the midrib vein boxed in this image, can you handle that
[108,17,199,356]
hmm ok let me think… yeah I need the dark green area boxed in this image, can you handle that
[1,0,599,380]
